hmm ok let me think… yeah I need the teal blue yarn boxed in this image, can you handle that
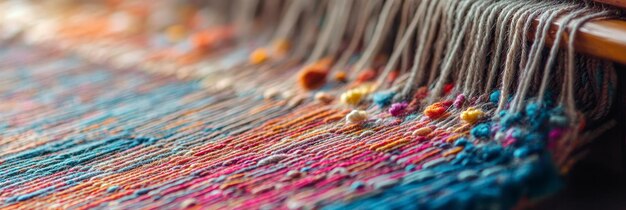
[500,112,522,130]
[373,91,396,107]
[489,90,501,103]
[513,147,530,158]
[107,186,120,193]
[525,103,549,131]
[471,123,491,139]
[324,156,562,210]
[454,138,469,147]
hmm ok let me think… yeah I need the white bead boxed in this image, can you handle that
[346,110,368,124]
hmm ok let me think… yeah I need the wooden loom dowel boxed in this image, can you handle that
[593,0,626,9]
[537,16,626,65]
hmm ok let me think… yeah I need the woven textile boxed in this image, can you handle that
[0,0,621,209]
[0,44,576,210]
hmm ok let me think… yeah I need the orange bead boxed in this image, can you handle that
[356,69,376,83]
[334,71,348,83]
[250,48,269,64]
[298,66,328,90]
[298,59,332,90]
[424,102,448,119]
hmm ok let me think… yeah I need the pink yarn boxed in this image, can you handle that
[389,102,408,117]
[453,94,465,108]
[549,129,564,140]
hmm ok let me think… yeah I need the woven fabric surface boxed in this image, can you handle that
[0,43,571,210]
[0,0,621,209]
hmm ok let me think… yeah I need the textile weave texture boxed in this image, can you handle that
[1,43,569,209]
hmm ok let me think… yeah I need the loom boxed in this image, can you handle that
[0,0,625,209]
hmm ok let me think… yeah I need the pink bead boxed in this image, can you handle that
[453,94,466,108]
[549,129,564,140]
[388,102,408,117]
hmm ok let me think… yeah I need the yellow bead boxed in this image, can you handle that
[340,84,376,106]
[250,48,269,64]
[460,107,484,124]
[340,89,365,106]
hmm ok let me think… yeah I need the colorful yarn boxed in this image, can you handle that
[340,89,365,106]
[373,91,396,107]
[424,102,450,119]
[340,84,375,106]
[471,123,492,138]
[0,0,619,209]
[0,44,602,209]
[389,102,408,117]
[460,107,484,124]
[453,94,466,109]
[346,110,368,124]
[490,90,501,103]
[250,48,269,64]
[298,61,331,90]
[334,71,348,83]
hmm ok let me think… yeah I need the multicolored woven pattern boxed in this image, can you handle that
[0,43,586,210]
[0,0,621,209]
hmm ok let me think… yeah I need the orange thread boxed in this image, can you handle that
[424,102,448,119]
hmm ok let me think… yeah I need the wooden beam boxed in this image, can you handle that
[534,17,626,65]
[593,0,626,9]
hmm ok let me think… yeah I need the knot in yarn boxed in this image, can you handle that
[297,59,332,90]
[341,89,366,106]
[346,110,368,124]
[334,71,348,83]
[460,107,484,124]
[453,94,466,108]
[489,90,501,103]
[424,102,449,119]
[471,123,491,139]
[388,102,408,117]
[373,91,396,107]
[341,84,375,106]
[250,48,269,64]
